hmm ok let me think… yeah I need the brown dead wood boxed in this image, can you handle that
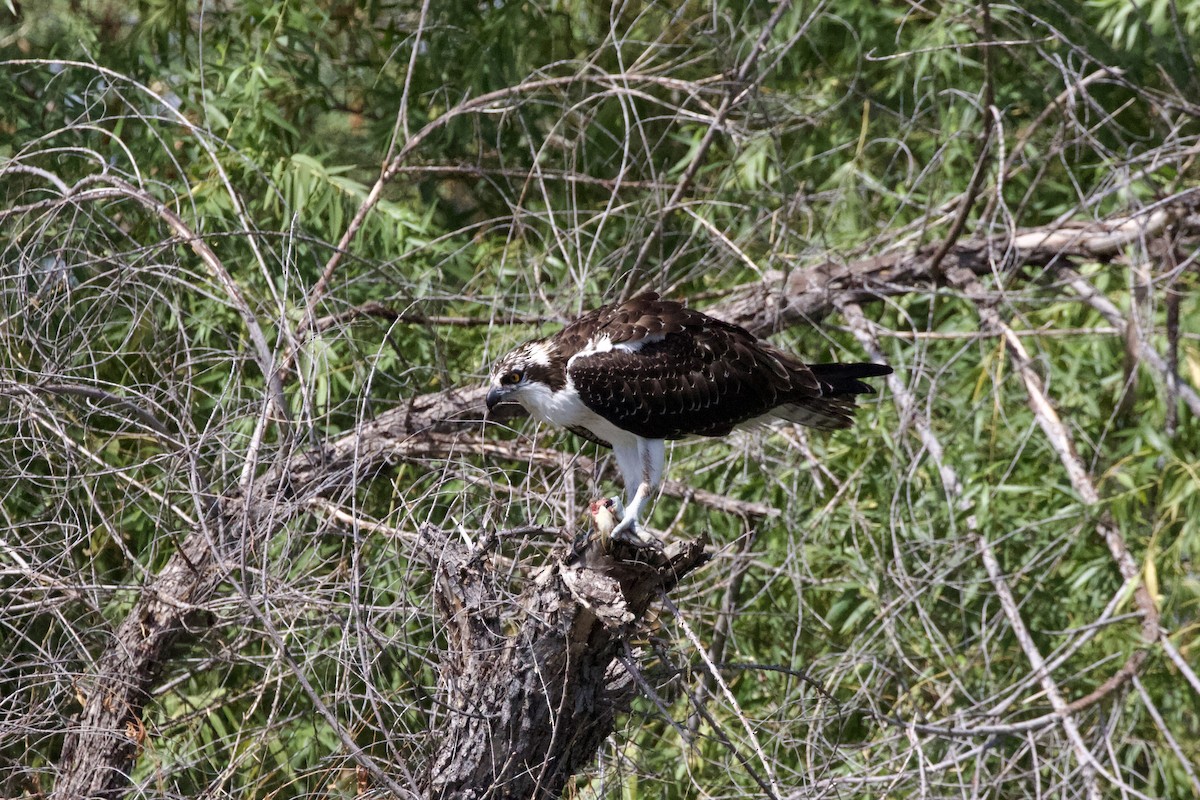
[50,203,1196,799]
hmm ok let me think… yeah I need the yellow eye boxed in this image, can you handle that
[501,369,523,386]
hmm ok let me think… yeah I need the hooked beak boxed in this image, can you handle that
[485,385,506,410]
[485,385,527,421]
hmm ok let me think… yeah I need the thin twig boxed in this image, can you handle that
[949,264,1161,716]
[1057,265,1200,416]
[660,592,782,800]
[623,1,796,296]
[1132,675,1200,794]
[976,531,1101,799]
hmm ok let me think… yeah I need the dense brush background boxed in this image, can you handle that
[2,1,1199,797]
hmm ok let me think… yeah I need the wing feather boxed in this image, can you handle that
[566,300,815,439]
[560,292,888,438]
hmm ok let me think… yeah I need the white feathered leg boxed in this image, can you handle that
[610,438,664,544]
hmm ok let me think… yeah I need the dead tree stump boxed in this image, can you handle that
[423,528,709,799]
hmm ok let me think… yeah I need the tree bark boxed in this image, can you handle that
[422,530,708,799]
[49,385,485,799]
[50,206,1193,798]
[53,521,231,797]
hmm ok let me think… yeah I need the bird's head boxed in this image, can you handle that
[485,340,562,415]
[588,497,622,532]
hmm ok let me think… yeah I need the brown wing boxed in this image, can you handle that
[566,296,827,440]
[554,292,706,355]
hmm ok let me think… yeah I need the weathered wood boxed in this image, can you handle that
[716,207,1185,336]
[49,382,492,799]
[51,206,1194,798]
[53,513,231,798]
[423,528,708,800]
[48,389,484,799]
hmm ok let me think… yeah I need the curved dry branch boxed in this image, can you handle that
[623,0,799,294]
[716,204,1193,335]
[299,71,734,338]
[39,195,1195,798]
[946,264,1161,740]
[0,176,289,424]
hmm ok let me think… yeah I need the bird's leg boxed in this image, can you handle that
[610,438,665,545]
[610,482,653,543]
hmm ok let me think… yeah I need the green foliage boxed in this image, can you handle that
[3,0,1200,797]
[1091,0,1200,48]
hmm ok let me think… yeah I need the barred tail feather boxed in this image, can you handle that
[771,399,857,430]
[769,362,891,430]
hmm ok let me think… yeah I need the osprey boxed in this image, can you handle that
[486,292,891,541]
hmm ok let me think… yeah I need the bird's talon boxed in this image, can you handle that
[610,522,662,550]
[610,524,636,542]
[633,534,664,552]
[486,294,891,550]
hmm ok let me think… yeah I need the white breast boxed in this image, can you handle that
[518,380,639,449]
